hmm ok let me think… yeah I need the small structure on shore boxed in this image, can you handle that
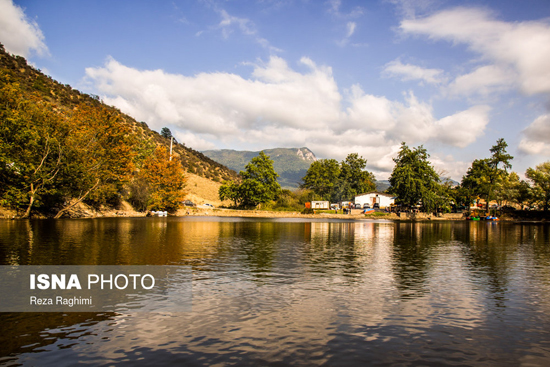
[354,192,395,209]
[310,201,330,210]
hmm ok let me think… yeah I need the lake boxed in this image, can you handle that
[1,217,550,366]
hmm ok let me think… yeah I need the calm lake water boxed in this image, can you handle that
[1,217,550,366]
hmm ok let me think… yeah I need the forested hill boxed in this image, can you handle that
[0,44,237,182]
[202,148,317,189]
[0,43,238,217]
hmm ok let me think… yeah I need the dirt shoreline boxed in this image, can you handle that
[2,205,543,222]
[0,205,463,221]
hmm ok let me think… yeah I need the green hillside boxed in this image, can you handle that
[203,148,317,188]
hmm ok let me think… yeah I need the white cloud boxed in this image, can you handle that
[400,7,550,95]
[212,8,281,53]
[85,56,487,177]
[0,0,48,57]
[383,59,447,85]
[519,114,550,155]
[433,105,490,148]
[346,21,356,37]
[446,65,516,97]
[328,0,364,19]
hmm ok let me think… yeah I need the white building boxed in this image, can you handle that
[311,201,330,210]
[354,192,395,209]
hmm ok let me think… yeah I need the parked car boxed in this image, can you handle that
[183,200,196,207]
[373,203,380,209]
[204,203,214,208]
[363,203,371,209]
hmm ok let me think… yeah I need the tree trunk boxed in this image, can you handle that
[21,184,38,219]
[54,179,100,219]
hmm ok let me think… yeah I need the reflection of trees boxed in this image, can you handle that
[455,222,550,309]
[226,221,279,274]
[0,218,225,266]
[391,222,454,300]
[303,222,377,284]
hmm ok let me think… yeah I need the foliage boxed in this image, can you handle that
[461,138,513,211]
[300,153,376,202]
[461,158,491,205]
[0,46,236,217]
[140,146,187,212]
[300,159,340,201]
[54,103,138,217]
[389,143,440,211]
[160,127,173,139]
[526,161,550,211]
[0,73,68,217]
[337,153,376,201]
[218,152,281,208]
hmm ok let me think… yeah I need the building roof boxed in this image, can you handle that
[355,192,395,198]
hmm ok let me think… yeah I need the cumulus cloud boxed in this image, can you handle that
[519,114,550,155]
[400,7,550,95]
[85,56,488,177]
[446,64,516,97]
[383,59,447,85]
[433,105,490,148]
[0,0,48,57]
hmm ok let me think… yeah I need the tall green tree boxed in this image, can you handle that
[300,159,340,201]
[219,151,281,208]
[300,153,375,202]
[526,161,550,211]
[461,138,513,211]
[461,158,491,206]
[389,142,440,210]
[337,153,376,201]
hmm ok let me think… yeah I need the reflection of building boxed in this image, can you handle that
[354,192,395,208]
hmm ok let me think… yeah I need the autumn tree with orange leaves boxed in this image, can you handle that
[140,145,186,212]
[54,103,137,218]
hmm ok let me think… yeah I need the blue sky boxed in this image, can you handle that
[2,0,550,180]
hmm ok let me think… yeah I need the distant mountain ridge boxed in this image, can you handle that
[202,148,317,189]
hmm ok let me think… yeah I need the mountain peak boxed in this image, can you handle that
[296,147,317,162]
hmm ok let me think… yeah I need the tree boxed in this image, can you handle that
[54,104,137,218]
[141,146,187,212]
[300,159,340,201]
[389,142,440,211]
[526,162,550,211]
[0,74,68,217]
[461,158,491,206]
[300,153,376,202]
[160,127,172,139]
[337,153,376,201]
[461,138,513,212]
[494,172,521,206]
[486,138,513,210]
[515,179,534,209]
[219,151,281,208]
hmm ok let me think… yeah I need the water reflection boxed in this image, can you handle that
[1,218,550,365]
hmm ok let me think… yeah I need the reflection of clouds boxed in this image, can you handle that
[5,220,550,365]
